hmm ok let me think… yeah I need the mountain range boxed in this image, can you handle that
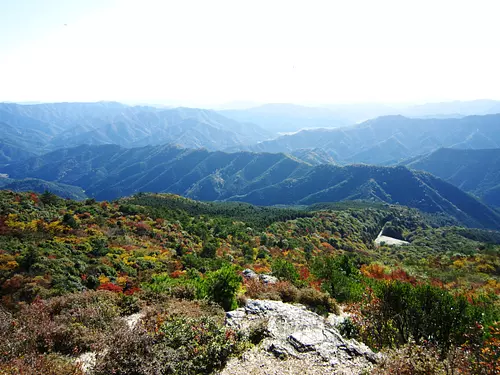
[221,100,500,131]
[0,102,272,164]
[249,114,500,164]
[2,144,499,229]
[404,148,500,208]
[2,101,500,167]
[2,101,500,229]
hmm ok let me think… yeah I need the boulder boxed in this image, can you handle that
[242,268,258,279]
[223,299,379,374]
[259,274,278,284]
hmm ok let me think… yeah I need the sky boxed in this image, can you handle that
[0,0,499,107]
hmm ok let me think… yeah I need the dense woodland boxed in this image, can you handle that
[0,190,499,374]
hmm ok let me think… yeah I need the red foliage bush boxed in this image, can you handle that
[97,282,123,293]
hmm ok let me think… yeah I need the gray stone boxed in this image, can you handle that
[259,274,279,284]
[224,299,379,374]
[242,268,258,279]
[289,329,325,352]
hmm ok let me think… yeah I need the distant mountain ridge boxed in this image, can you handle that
[0,102,272,163]
[3,144,499,229]
[248,114,500,165]
[3,101,500,167]
[221,100,500,132]
[404,148,500,207]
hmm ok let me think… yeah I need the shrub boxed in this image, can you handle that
[143,272,202,298]
[203,265,242,311]
[169,283,197,300]
[94,316,245,375]
[93,323,161,375]
[271,258,299,285]
[372,344,457,375]
[144,266,242,311]
[236,293,248,307]
[275,281,299,302]
[6,291,122,356]
[297,287,340,315]
[118,294,141,316]
[311,255,365,302]
[353,280,487,354]
[242,279,339,315]
[338,317,360,339]
[0,354,84,375]
[246,318,270,345]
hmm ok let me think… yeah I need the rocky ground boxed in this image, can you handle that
[221,299,379,375]
[76,300,378,375]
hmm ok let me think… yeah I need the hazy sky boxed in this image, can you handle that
[1,0,499,107]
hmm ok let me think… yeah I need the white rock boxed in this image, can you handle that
[224,299,380,375]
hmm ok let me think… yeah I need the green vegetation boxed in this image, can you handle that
[0,190,499,374]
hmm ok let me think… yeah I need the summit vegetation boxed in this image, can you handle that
[0,190,499,374]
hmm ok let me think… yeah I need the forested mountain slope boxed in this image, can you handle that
[404,148,500,207]
[3,144,499,229]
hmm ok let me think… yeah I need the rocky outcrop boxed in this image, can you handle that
[222,299,379,375]
[242,268,279,284]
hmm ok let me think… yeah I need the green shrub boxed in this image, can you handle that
[312,255,365,302]
[338,317,360,339]
[118,294,141,316]
[203,265,242,311]
[144,265,242,311]
[271,258,299,285]
[143,273,202,298]
[357,280,487,354]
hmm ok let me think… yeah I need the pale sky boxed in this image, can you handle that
[1,0,499,107]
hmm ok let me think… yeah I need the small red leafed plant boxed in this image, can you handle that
[97,282,123,293]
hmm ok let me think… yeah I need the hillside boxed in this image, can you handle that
[0,102,272,161]
[230,164,500,230]
[0,191,498,374]
[288,148,337,165]
[249,114,500,164]
[3,102,500,168]
[3,144,500,229]
[0,177,87,200]
[1,144,311,201]
[404,148,500,207]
